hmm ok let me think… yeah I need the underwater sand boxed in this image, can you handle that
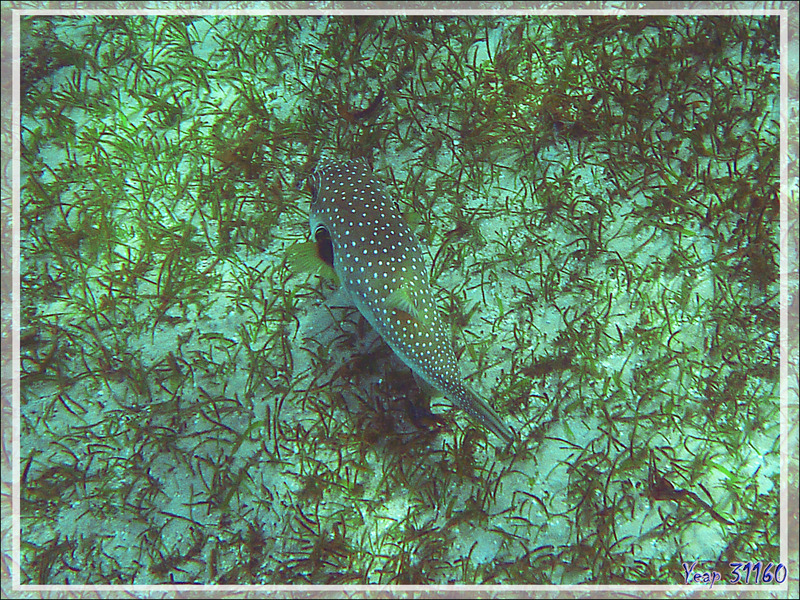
[11,10,792,591]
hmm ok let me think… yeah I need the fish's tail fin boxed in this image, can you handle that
[458,384,516,446]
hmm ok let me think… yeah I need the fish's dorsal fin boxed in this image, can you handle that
[386,286,420,321]
[384,255,433,323]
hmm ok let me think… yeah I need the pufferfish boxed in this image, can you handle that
[302,157,515,445]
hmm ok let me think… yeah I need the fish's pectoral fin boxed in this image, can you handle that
[285,240,339,285]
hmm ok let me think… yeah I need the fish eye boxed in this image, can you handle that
[305,176,318,198]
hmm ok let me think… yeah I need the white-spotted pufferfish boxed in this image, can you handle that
[306,158,515,445]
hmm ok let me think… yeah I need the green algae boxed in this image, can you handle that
[9,9,794,590]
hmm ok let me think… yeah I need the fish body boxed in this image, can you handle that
[308,158,514,444]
